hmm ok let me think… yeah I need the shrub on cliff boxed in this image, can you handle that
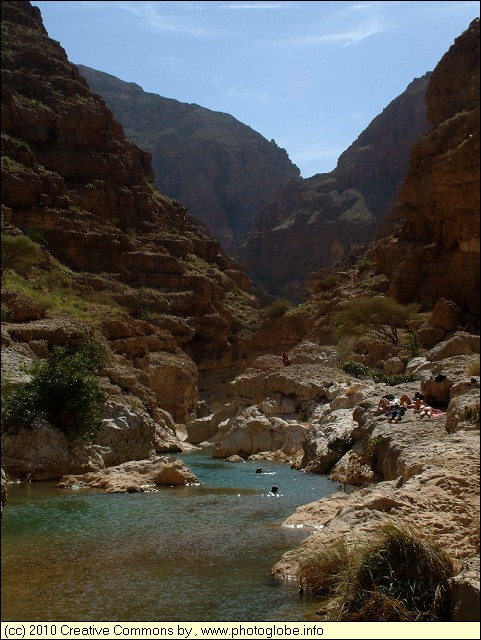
[1,340,107,441]
[264,298,293,319]
[1,231,43,283]
[333,296,420,346]
[297,519,457,621]
[341,360,415,385]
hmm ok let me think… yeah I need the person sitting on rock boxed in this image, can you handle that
[377,394,410,412]
[404,391,425,408]
[410,393,429,413]
[377,396,397,411]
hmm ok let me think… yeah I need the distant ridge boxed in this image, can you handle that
[77,64,300,253]
[235,74,432,301]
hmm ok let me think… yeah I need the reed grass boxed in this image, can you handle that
[297,519,457,621]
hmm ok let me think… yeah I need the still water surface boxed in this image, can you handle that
[1,449,342,621]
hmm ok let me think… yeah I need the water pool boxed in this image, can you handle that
[1,449,342,622]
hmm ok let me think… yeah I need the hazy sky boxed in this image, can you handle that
[33,1,479,178]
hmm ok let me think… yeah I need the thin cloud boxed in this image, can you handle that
[222,3,290,9]
[423,1,480,14]
[96,1,216,36]
[283,18,386,47]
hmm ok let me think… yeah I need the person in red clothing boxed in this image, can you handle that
[282,351,291,366]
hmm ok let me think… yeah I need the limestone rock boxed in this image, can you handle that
[383,357,404,376]
[0,398,183,480]
[272,364,479,614]
[1,419,71,480]
[94,400,158,466]
[448,556,480,622]
[0,346,34,386]
[430,298,462,330]
[212,406,308,459]
[296,408,356,474]
[427,333,478,361]
[57,456,198,493]
[445,388,480,433]
[147,351,199,423]
[226,455,245,463]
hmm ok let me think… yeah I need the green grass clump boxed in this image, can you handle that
[298,519,457,621]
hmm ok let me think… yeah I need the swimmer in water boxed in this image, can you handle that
[271,486,278,495]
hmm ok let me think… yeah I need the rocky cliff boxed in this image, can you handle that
[0,0,270,472]
[1,2,480,620]
[235,75,431,301]
[371,18,480,322]
[76,65,300,253]
[1,0,263,383]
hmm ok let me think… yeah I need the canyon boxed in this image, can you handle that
[1,1,479,623]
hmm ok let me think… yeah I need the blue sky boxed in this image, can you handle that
[33,1,479,178]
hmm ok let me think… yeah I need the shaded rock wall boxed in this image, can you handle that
[371,19,480,321]
[1,0,262,378]
[77,65,300,253]
[236,75,431,301]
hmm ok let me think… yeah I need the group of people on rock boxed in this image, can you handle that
[377,392,434,423]
[279,349,437,424]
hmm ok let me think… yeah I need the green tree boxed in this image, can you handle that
[333,296,420,345]
[2,341,107,441]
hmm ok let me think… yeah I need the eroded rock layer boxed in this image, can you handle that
[371,19,480,320]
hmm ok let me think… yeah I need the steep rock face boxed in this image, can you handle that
[371,19,480,320]
[76,65,300,253]
[236,75,431,301]
[1,0,262,379]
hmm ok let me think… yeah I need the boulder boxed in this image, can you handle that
[445,388,480,433]
[448,556,480,622]
[383,357,405,376]
[212,406,308,459]
[296,408,356,474]
[428,334,475,361]
[429,298,462,330]
[57,456,198,493]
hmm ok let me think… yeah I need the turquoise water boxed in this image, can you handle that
[1,449,342,622]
